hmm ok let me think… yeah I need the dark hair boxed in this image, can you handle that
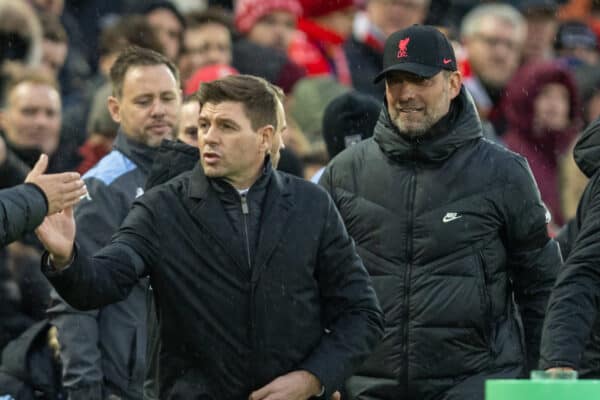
[185,8,234,33]
[99,15,164,58]
[109,45,179,98]
[39,12,67,43]
[197,74,278,130]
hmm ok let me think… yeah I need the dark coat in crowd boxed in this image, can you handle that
[0,320,64,400]
[320,88,561,399]
[43,154,384,399]
[502,61,582,227]
[343,36,384,100]
[47,132,155,400]
[540,117,600,375]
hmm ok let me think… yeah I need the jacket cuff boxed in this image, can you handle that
[41,245,77,277]
[23,182,49,215]
[299,358,340,399]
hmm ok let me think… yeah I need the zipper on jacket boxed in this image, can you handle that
[241,193,252,269]
[403,160,417,389]
[476,251,496,357]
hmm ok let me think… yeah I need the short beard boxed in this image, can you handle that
[391,113,439,138]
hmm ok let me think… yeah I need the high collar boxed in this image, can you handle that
[373,87,483,163]
[189,158,274,200]
[112,129,158,175]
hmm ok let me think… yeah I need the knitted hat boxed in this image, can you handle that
[235,0,302,34]
[322,91,380,158]
[299,0,354,18]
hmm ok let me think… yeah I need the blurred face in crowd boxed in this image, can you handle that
[180,23,232,82]
[108,64,181,147]
[198,101,272,189]
[247,11,297,53]
[463,16,525,89]
[522,13,557,62]
[0,82,61,155]
[533,83,570,132]
[367,0,429,37]
[32,0,64,16]
[177,100,200,147]
[558,46,600,66]
[41,39,68,78]
[314,7,356,38]
[385,70,461,137]
[271,98,286,168]
[146,8,183,61]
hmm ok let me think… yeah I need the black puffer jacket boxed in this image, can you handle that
[540,118,600,375]
[320,88,561,399]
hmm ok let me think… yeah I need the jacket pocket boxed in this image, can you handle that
[474,251,495,355]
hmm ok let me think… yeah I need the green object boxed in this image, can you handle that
[486,379,600,400]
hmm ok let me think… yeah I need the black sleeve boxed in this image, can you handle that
[502,158,562,371]
[540,174,600,370]
[0,147,30,189]
[43,195,161,311]
[0,184,48,247]
[298,195,384,398]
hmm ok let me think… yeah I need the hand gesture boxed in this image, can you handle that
[35,206,76,268]
[25,154,87,215]
[249,370,337,400]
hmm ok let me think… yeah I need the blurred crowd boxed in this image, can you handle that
[1,0,600,398]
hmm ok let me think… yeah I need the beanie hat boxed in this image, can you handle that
[299,0,354,18]
[235,0,302,34]
[322,91,380,158]
[184,64,239,95]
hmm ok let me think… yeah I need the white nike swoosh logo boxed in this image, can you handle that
[442,214,462,223]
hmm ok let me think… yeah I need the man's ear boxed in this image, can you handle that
[259,125,274,154]
[448,71,463,100]
[107,96,122,124]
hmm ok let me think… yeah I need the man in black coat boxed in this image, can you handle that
[36,74,384,400]
[540,117,600,376]
[320,25,561,399]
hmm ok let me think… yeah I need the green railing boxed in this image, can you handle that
[486,380,600,399]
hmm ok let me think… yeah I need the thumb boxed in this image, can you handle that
[30,154,49,177]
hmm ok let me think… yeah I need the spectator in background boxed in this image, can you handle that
[39,12,68,80]
[461,3,526,137]
[179,9,233,85]
[502,61,583,229]
[0,0,42,68]
[289,0,356,85]
[177,94,200,146]
[235,0,302,54]
[232,0,307,94]
[143,1,185,62]
[519,0,560,63]
[555,20,600,67]
[345,0,430,98]
[0,70,79,177]
[310,90,379,183]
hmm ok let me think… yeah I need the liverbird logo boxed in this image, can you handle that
[397,37,410,58]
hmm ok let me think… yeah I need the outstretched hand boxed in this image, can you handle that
[35,206,76,269]
[25,154,87,215]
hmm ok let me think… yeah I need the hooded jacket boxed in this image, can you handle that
[540,117,600,375]
[502,61,582,227]
[321,87,561,399]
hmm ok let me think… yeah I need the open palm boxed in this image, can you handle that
[35,206,76,266]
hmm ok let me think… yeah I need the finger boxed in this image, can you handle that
[331,391,341,400]
[61,179,85,192]
[249,384,273,400]
[30,154,48,177]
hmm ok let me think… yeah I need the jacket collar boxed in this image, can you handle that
[373,86,483,163]
[112,129,158,175]
[574,117,600,178]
